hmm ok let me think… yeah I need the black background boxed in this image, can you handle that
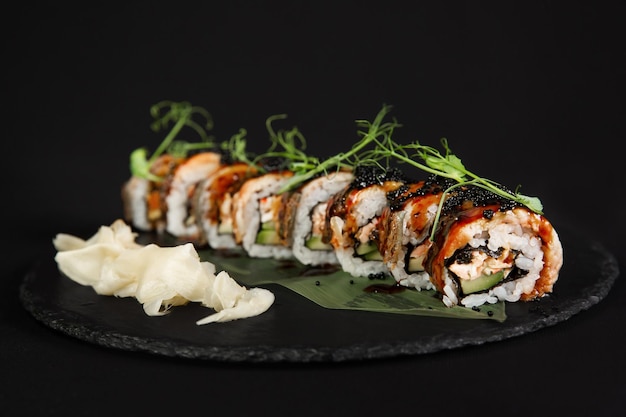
[4,2,625,416]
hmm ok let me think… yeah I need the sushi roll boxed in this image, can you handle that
[122,100,221,241]
[121,151,222,242]
[122,153,186,233]
[376,175,454,290]
[164,151,222,241]
[278,169,355,266]
[193,161,260,249]
[121,175,152,232]
[423,185,564,308]
[231,170,295,259]
[323,166,410,277]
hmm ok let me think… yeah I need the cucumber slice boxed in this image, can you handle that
[305,235,333,251]
[407,256,425,272]
[261,221,275,230]
[363,249,383,261]
[217,222,232,235]
[355,241,378,256]
[255,229,281,245]
[459,270,505,295]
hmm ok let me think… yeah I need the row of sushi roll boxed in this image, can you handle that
[122,101,563,309]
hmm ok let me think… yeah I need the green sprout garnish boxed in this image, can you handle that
[220,128,257,166]
[256,114,317,169]
[128,101,545,244]
[219,114,319,179]
[375,136,543,213]
[130,100,217,181]
[276,104,401,192]
[368,131,543,240]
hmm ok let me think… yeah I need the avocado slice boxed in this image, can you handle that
[305,235,333,250]
[459,270,505,295]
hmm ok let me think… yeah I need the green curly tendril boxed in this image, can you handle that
[276,104,401,193]
[129,102,544,227]
[130,100,217,181]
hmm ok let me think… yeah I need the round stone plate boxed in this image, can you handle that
[19,226,619,363]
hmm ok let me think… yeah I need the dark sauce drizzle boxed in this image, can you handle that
[363,283,406,294]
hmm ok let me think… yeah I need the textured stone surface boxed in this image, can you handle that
[20,227,619,363]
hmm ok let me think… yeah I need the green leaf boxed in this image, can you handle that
[198,249,506,322]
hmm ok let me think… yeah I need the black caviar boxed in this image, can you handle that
[351,166,413,189]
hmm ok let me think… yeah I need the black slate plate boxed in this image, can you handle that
[19,226,619,363]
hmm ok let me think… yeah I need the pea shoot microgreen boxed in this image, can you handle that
[129,101,544,226]
[276,104,402,192]
[130,100,217,181]
[220,128,257,166]
[254,114,319,172]
[373,135,543,214]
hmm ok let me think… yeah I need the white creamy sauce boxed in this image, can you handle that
[53,219,275,324]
